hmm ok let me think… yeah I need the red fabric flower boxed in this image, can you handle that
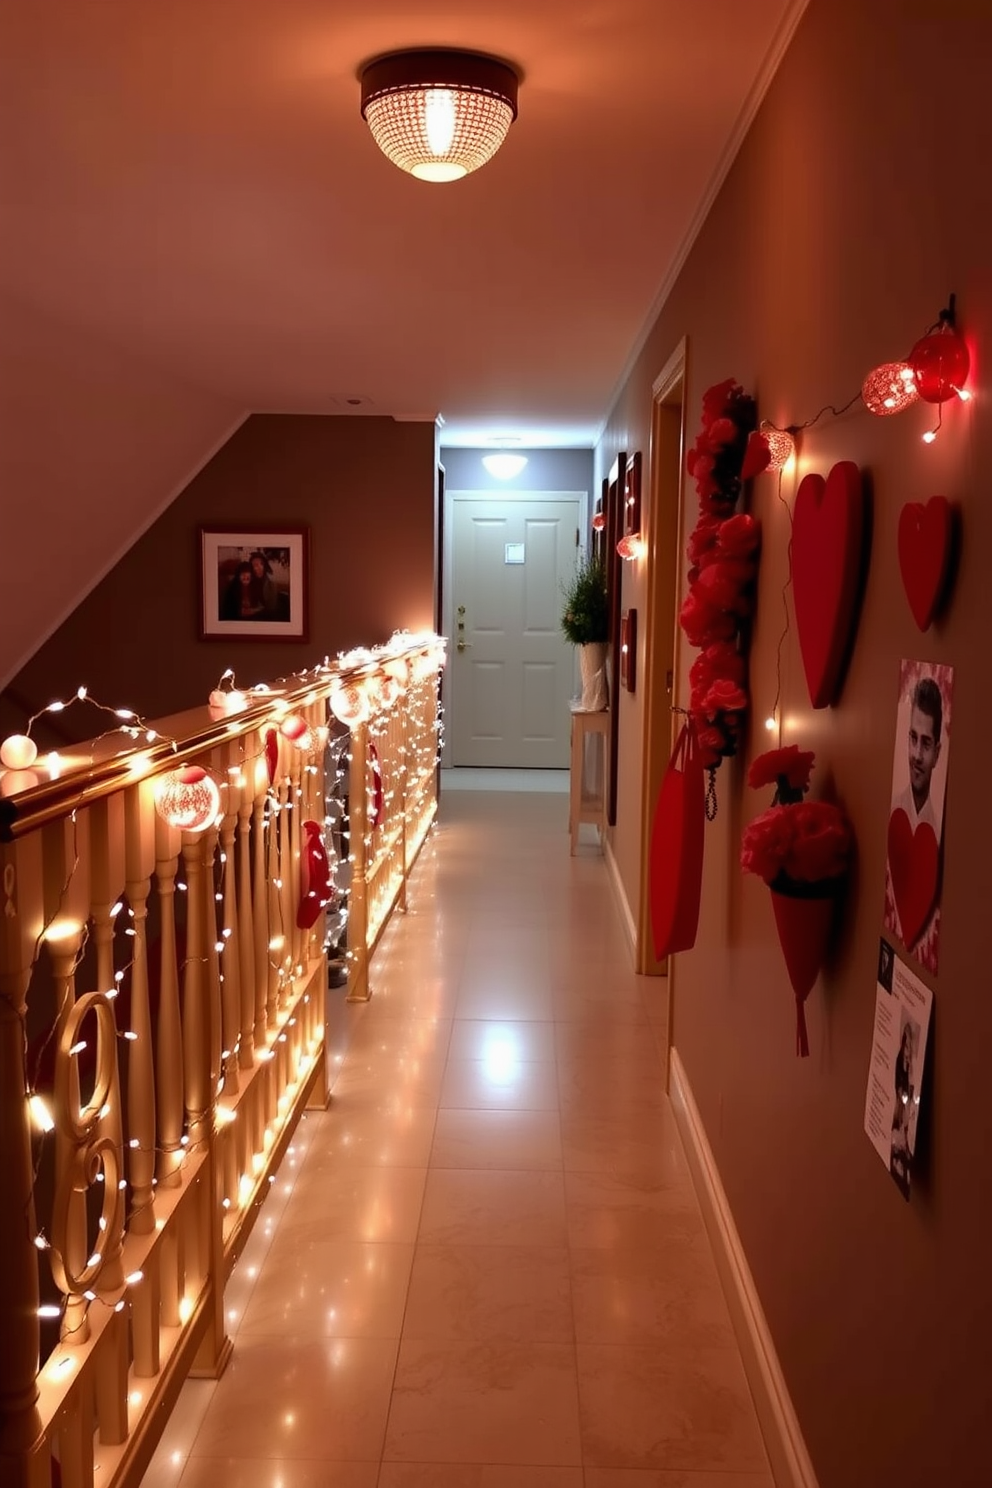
[694,558,755,614]
[706,416,738,449]
[687,515,721,567]
[740,795,852,886]
[748,746,815,793]
[679,591,737,648]
[702,640,746,683]
[702,378,738,424]
[741,806,796,881]
[715,513,761,562]
[694,722,729,769]
[689,641,744,696]
[692,451,715,483]
[698,678,748,718]
[783,802,852,882]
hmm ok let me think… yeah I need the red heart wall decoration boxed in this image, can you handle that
[792,461,864,709]
[898,496,954,631]
[887,807,939,950]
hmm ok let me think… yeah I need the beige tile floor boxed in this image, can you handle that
[141,786,773,1488]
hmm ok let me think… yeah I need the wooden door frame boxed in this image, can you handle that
[605,454,626,825]
[636,339,689,977]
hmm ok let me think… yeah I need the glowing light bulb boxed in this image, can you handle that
[29,1094,55,1132]
[1,734,38,770]
[616,533,644,561]
[424,88,456,155]
[922,429,937,444]
[764,716,776,731]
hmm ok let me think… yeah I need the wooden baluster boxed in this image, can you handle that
[277,777,295,1001]
[154,813,184,1188]
[236,754,256,1070]
[216,749,242,1096]
[41,811,93,1344]
[0,835,46,1488]
[95,1305,129,1445]
[88,798,126,1297]
[57,1387,94,1488]
[287,751,304,978]
[180,833,211,1153]
[251,784,269,1051]
[200,821,223,1107]
[124,781,156,1234]
[190,814,233,1377]
[346,720,370,1002]
[131,1252,161,1379]
[48,925,89,1345]
[266,791,283,1024]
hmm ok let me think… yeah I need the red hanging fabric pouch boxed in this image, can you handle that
[649,718,705,959]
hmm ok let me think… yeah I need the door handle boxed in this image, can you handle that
[456,640,472,653]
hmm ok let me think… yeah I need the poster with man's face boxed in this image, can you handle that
[882,659,954,974]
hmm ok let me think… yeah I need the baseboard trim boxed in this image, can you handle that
[669,1048,820,1488]
[603,838,637,960]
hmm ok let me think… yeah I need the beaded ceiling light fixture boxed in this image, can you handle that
[360,49,520,182]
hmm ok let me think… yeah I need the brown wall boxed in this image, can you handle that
[599,3,992,1485]
[2,414,438,735]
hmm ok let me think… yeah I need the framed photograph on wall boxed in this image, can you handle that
[199,527,309,641]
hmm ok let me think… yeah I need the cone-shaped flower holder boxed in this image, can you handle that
[769,878,842,1056]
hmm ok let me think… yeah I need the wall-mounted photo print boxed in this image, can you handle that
[864,939,933,1201]
[882,659,953,974]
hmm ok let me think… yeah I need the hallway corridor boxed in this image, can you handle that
[141,781,772,1488]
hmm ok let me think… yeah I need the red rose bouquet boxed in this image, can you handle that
[681,379,764,783]
[740,746,855,1057]
[740,746,852,892]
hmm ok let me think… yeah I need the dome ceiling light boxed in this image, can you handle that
[359,49,520,182]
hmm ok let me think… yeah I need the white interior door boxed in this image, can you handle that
[447,494,582,767]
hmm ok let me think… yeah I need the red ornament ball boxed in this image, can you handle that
[909,329,970,404]
[154,766,221,833]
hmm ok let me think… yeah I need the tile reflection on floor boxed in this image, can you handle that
[142,787,772,1488]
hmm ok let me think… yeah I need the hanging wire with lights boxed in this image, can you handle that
[359,49,520,182]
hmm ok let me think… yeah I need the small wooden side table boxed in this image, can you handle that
[569,706,610,854]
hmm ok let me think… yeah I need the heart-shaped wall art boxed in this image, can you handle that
[792,461,864,709]
[887,807,939,950]
[897,496,954,631]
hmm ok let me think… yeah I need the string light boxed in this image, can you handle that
[861,362,918,416]
[762,293,973,462]
[11,626,442,1399]
[1,687,166,781]
[616,533,645,561]
[761,427,796,472]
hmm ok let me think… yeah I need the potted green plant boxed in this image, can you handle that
[560,552,609,710]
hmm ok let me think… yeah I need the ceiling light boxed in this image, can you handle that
[482,454,528,479]
[360,50,519,182]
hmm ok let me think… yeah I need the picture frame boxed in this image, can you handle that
[621,608,637,692]
[199,527,309,641]
[623,451,642,536]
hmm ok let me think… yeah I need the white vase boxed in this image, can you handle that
[577,642,609,711]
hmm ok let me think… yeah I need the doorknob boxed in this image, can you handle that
[456,640,472,653]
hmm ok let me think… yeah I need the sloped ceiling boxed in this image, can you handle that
[0,0,805,685]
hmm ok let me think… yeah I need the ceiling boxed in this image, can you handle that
[3,0,803,450]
